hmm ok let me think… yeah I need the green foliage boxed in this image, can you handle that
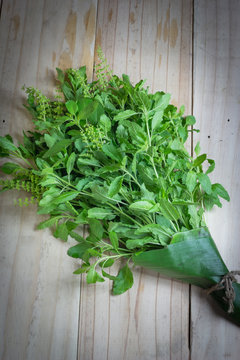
[0,51,230,295]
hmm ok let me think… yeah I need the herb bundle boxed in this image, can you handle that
[1,50,239,324]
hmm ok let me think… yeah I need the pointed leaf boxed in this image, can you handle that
[87,266,105,284]
[197,173,212,194]
[67,152,76,175]
[129,200,155,212]
[186,171,197,192]
[88,207,115,220]
[109,231,119,250]
[112,264,134,295]
[113,110,137,122]
[108,176,123,197]
[158,199,180,222]
[212,183,230,201]
[43,139,72,158]
[66,100,78,115]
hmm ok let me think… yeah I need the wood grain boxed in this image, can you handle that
[78,1,192,359]
[191,0,240,358]
[1,0,240,359]
[0,1,97,359]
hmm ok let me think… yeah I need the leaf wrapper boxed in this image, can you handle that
[133,227,240,325]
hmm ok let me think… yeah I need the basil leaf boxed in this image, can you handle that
[112,264,134,295]
[212,183,230,201]
[129,200,155,212]
[88,207,116,220]
[158,199,180,222]
[43,139,72,158]
[108,176,123,197]
[197,173,212,195]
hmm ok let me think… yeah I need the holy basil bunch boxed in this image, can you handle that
[0,55,230,295]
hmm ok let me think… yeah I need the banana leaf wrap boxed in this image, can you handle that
[133,227,240,325]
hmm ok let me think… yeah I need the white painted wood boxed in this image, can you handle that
[78,1,192,359]
[0,1,97,359]
[191,0,240,358]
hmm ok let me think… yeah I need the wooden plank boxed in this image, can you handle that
[78,1,193,359]
[0,1,97,359]
[191,0,240,358]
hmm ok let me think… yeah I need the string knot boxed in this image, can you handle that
[206,271,240,313]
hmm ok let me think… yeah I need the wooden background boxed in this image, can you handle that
[0,0,240,359]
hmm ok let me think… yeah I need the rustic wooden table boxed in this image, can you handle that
[0,1,240,359]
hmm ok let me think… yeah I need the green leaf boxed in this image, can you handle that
[88,248,102,257]
[194,141,201,156]
[67,242,91,259]
[62,83,74,100]
[121,120,147,146]
[44,134,56,148]
[70,231,85,242]
[188,205,200,228]
[99,114,111,133]
[35,158,50,170]
[108,176,123,197]
[197,173,212,195]
[66,100,78,115]
[151,110,164,131]
[67,153,76,175]
[158,199,180,222]
[153,92,170,110]
[89,218,104,239]
[170,139,182,151]
[97,165,121,174]
[88,207,115,220]
[112,264,134,295]
[37,203,56,214]
[73,263,90,274]
[186,171,197,192]
[178,126,188,142]
[193,154,207,167]
[75,210,88,224]
[172,200,197,206]
[102,269,116,280]
[131,153,137,175]
[54,223,69,242]
[87,266,105,284]
[37,216,60,230]
[0,136,18,153]
[204,193,222,210]
[140,184,155,201]
[99,258,115,268]
[129,200,155,212]
[206,159,215,175]
[40,177,59,187]
[212,183,230,201]
[77,157,100,167]
[54,191,79,205]
[109,231,119,250]
[77,98,103,122]
[102,143,122,162]
[0,162,22,174]
[186,115,196,125]
[135,223,173,239]
[43,139,72,158]
[113,110,137,122]
[126,237,159,249]
[56,67,65,84]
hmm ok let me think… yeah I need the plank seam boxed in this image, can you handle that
[189,0,195,358]
[0,0,3,19]
[76,1,99,358]
[92,0,99,82]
